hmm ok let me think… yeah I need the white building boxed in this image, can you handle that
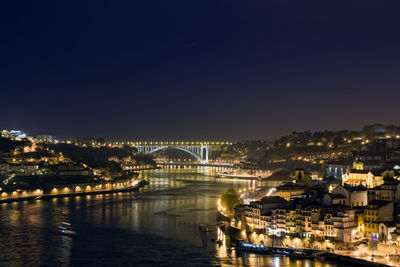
[331,185,367,207]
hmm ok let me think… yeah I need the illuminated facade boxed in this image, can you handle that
[342,162,384,188]
[275,183,305,201]
[237,198,360,244]
[330,185,367,207]
[363,200,393,240]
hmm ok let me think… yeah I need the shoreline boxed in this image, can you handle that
[233,241,389,266]
[218,214,392,266]
[0,180,149,204]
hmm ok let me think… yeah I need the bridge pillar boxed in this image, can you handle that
[201,146,209,163]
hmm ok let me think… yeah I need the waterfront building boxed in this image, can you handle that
[300,209,312,236]
[356,210,365,237]
[310,207,322,236]
[363,200,394,240]
[285,208,296,234]
[235,199,368,245]
[244,202,263,230]
[244,197,288,230]
[333,208,358,243]
[271,208,287,235]
[321,209,335,239]
[233,204,247,229]
[378,222,396,242]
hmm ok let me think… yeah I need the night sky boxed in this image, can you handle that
[1,1,400,140]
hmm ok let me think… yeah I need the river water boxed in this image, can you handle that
[0,167,338,266]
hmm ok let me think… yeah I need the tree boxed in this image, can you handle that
[382,170,394,179]
[220,188,243,215]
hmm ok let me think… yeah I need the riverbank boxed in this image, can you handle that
[220,219,393,266]
[323,252,389,267]
[233,240,389,266]
[0,180,148,204]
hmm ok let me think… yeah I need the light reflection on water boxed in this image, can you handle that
[0,168,337,266]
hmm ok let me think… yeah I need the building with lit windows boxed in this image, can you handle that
[275,183,305,201]
[342,161,385,188]
[244,197,288,231]
[35,134,55,143]
[363,200,393,240]
[333,208,358,243]
[368,177,400,202]
[327,185,367,207]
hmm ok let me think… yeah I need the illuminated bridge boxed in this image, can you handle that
[116,141,233,164]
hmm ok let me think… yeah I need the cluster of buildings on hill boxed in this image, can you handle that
[0,136,94,178]
[262,124,400,169]
[231,167,400,249]
[0,130,145,199]
[0,144,71,176]
[326,137,400,180]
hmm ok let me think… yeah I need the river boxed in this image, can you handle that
[0,167,338,266]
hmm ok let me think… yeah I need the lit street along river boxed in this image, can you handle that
[0,168,338,266]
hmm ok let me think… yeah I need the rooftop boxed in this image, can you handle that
[260,196,288,205]
[349,169,369,174]
[368,200,393,208]
[276,182,304,191]
[342,184,368,192]
[329,193,346,199]
[265,175,295,182]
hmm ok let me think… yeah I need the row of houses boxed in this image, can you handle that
[0,162,92,176]
[233,182,400,246]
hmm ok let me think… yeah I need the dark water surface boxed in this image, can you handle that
[0,168,338,266]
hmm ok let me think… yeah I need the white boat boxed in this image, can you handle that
[58,222,77,237]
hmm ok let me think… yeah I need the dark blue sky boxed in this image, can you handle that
[1,1,399,140]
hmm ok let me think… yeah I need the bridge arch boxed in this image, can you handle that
[139,146,207,163]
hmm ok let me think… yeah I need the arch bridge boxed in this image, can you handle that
[124,141,233,164]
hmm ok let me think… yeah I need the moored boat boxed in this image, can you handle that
[58,222,77,237]
[234,241,273,254]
